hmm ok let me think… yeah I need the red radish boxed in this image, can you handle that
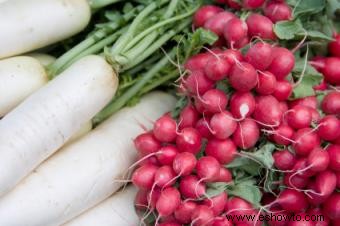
[156,187,181,216]
[289,96,318,110]
[174,201,197,224]
[315,170,337,196]
[327,144,340,171]
[245,42,273,70]
[154,166,176,188]
[321,91,340,115]
[276,189,308,212]
[287,105,313,129]
[306,181,329,205]
[246,14,276,40]
[217,167,232,183]
[314,79,328,91]
[135,189,148,210]
[273,80,292,101]
[210,111,237,139]
[307,148,329,172]
[264,2,292,22]
[196,156,221,182]
[179,105,199,129]
[204,11,237,37]
[184,70,215,95]
[220,49,243,66]
[287,214,315,226]
[132,164,158,190]
[203,192,228,216]
[328,34,340,57]
[134,132,161,156]
[317,115,340,141]
[234,36,250,49]
[148,187,161,209]
[253,95,283,126]
[205,138,237,164]
[158,222,181,226]
[337,171,340,188]
[212,217,232,226]
[223,18,248,47]
[204,56,231,81]
[322,57,340,85]
[227,0,241,9]
[310,56,326,73]
[176,128,202,154]
[184,53,212,72]
[307,208,330,226]
[195,97,208,114]
[193,5,224,28]
[179,175,206,199]
[293,128,320,156]
[271,124,294,145]
[323,193,340,219]
[195,118,213,139]
[232,118,260,149]
[256,71,277,95]
[229,62,258,92]
[153,115,177,142]
[279,101,289,115]
[191,205,214,226]
[273,150,296,170]
[225,197,254,224]
[230,92,256,119]
[201,89,229,113]
[284,173,309,189]
[243,0,265,9]
[292,158,315,178]
[157,145,178,166]
[267,210,289,226]
[139,156,160,167]
[310,108,321,123]
[267,47,295,80]
[173,152,197,176]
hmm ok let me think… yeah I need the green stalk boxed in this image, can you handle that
[139,70,178,95]
[88,0,122,9]
[93,50,175,125]
[124,54,160,75]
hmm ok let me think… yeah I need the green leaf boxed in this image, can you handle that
[306,30,333,41]
[226,157,261,176]
[274,20,303,40]
[293,0,325,18]
[206,182,229,198]
[241,143,276,169]
[227,179,262,207]
[171,96,188,119]
[263,170,280,193]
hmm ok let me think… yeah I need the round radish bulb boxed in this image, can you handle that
[326,144,340,171]
[323,57,340,85]
[196,156,221,182]
[243,0,265,9]
[217,167,232,183]
[179,175,206,199]
[212,217,233,226]
[323,193,340,219]
[195,118,213,139]
[317,115,340,141]
[204,56,231,81]
[179,105,199,129]
[315,170,337,197]
[227,0,242,9]
[264,2,292,22]
[271,124,294,145]
[245,42,273,70]
[307,147,330,172]
[229,62,258,92]
[232,118,260,149]
[191,205,215,226]
[134,132,161,156]
[176,128,202,154]
[328,34,340,57]
[138,156,160,167]
[204,11,237,37]
[157,145,178,166]
[321,91,340,115]
[201,89,229,113]
[234,36,250,49]
[203,192,228,216]
[277,189,308,212]
[246,14,276,40]
[154,166,176,188]
[273,150,296,170]
[287,214,315,226]
[210,111,237,139]
[279,101,289,115]
[336,171,340,188]
[287,105,313,129]
[307,208,330,226]
[256,71,277,95]
[284,173,309,189]
[230,92,256,119]
[225,197,254,224]
[156,187,181,216]
[147,187,161,209]
[153,115,177,142]
[253,95,283,127]
[174,201,197,224]
[310,56,326,73]
[205,138,237,164]
[307,181,329,206]
[158,222,181,226]
[310,108,321,123]
[193,5,224,28]
[293,128,320,156]
[223,18,248,47]
[220,49,243,66]
[132,164,158,190]
[135,189,148,210]
[184,70,215,95]
[289,96,318,110]
[273,80,292,101]
[268,47,295,80]
[292,158,315,178]
[185,53,212,72]
[173,152,197,176]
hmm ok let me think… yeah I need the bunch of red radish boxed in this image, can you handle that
[130,1,340,226]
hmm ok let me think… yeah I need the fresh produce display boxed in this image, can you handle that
[0,0,340,225]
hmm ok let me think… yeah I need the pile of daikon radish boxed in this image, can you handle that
[0,0,204,225]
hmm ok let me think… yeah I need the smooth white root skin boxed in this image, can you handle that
[27,53,56,67]
[63,186,139,226]
[0,56,48,117]
[67,121,93,144]
[0,92,175,226]
[0,55,118,197]
[0,0,91,58]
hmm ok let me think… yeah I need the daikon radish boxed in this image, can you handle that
[0,55,118,197]
[0,92,175,226]
[27,53,56,67]
[64,186,139,226]
[0,56,48,117]
[0,0,91,58]
[67,121,93,144]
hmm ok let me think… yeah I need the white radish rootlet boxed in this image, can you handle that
[64,186,139,226]
[0,92,176,226]
[0,56,48,117]
[0,0,91,58]
[0,55,118,197]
